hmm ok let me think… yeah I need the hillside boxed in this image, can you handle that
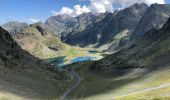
[14,22,66,59]
[0,27,69,99]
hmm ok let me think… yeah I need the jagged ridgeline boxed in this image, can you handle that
[45,3,170,53]
[62,3,149,47]
[3,4,170,52]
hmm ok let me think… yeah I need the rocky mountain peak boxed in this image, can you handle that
[2,21,29,35]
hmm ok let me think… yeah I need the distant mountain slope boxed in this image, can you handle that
[91,17,170,73]
[131,4,170,39]
[45,12,106,37]
[62,3,148,47]
[45,14,77,36]
[2,21,29,36]
[13,22,67,59]
[107,4,170,52]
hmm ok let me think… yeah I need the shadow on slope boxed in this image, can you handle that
[0,27,68,100]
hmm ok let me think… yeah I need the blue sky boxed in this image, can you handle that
[0,0,89,24]
[0,0,169,24]
[166,0,170,3]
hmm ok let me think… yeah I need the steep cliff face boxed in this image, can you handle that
[91,17,170,73]
[131,4,170,39]
[45,14,77,36]
[62,3,148,47]
[45,12,106,37]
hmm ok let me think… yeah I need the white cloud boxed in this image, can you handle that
[90,0,113,13]
[111,0,165,7]
[72,5,90,16]
[89,0,165,13]
[52,0,165,16]
[52,7,73,16]
[29,18,40,23]
[144,0,165,5]
[52,5,90,17]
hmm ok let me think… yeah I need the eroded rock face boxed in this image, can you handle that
[131,4,170,39]
[62,3,148,47]
[91,17,170,74]
[45,12,106,37]
[2,21,29,36]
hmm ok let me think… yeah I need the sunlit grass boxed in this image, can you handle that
[65,61,170,100]
[115,86,170,100]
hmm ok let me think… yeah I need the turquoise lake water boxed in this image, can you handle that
[46,50,98,67]
[48,56,96,67]
[71,56,96,63]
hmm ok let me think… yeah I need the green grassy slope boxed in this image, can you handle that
[0,27,69,100]
[65,62,170,100]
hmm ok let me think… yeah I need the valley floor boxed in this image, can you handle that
[1,60,170,100]
[44,47,103,66]
[64,62,170,100]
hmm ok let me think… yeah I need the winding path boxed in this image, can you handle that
[60,69,81,100]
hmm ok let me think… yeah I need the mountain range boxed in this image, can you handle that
[45,12,106,37]
[63,3,148,47]
[1,3,170,100]
[3,3,170,52]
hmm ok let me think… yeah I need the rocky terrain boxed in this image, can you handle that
[132,4,170,39]
[92,17,170,73]
[62,3,148,48]
[2,21,29,36]
[4,4,170,52]
[45,12,106,37]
